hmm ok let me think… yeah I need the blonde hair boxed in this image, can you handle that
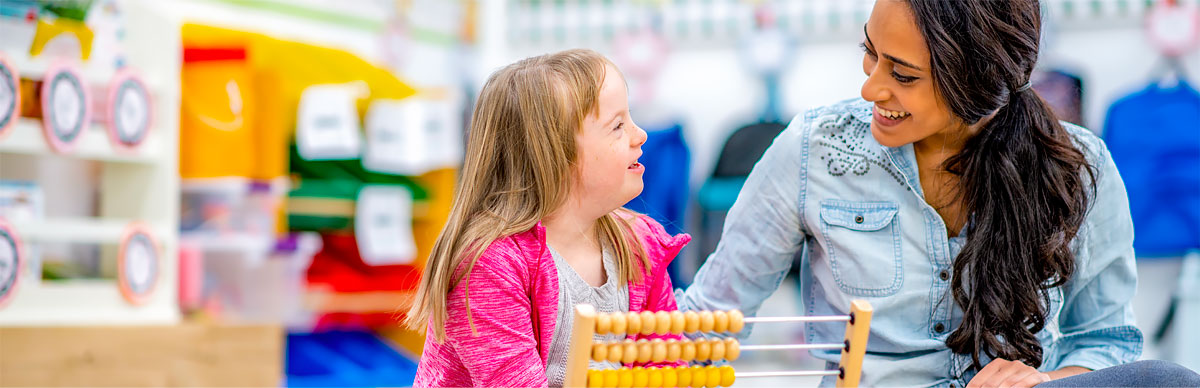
[405,49,649,341]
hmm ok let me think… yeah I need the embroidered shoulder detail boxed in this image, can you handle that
[813,113,907,189]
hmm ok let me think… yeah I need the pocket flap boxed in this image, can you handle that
[820,200,899,231]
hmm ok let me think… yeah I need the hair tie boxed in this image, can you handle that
[1016,81,1033,92]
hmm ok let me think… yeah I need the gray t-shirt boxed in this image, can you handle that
[545,245,629,388]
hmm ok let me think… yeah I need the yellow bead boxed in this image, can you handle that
[724,338,740,361]
[669,311,686,334]
[633,367,649,388]
[711,339,726,361]
[696,340,712,361]
[728,310,744,333]
[618,368,634,388]
[609,343,624,363]
[719,365,736,387]
[637,339,653,363]
[662,367,678,388]
[706,366,721,388]
[677,366,693,387]
[667,339,682,361]
[627,312,642,335]
[603,369,619,388]
[647,367,664,388]
[655,311,672,335]
[588,369,604,388]
[713,311,729,333]
[593,343,608,362]
[699,311,715,333]
[622,339,638,364]
[597,314,612,335]
[681,340,696,362]
[651,338,668,363]
[612,312,628,335]
[641,311,657,335]
[689,365,707,387]
[684,311,700,333]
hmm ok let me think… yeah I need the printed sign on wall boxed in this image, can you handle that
[117,223,159,305]
[40,62,91,153]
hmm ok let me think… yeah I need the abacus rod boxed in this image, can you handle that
[740,343,845,351]
[744,315,850,323]
[735,370,842,378]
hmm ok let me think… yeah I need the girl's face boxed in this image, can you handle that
[860,0,962,148]
[574,64,647,215]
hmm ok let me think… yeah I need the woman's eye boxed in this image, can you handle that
[614,122,624,131]
[859,42,877,58]
[892,72,918,84]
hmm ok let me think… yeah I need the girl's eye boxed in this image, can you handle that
[614,121,624,131]
[892,72,918,84]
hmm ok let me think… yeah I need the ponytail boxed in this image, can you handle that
[903,0,1098,369]
[943,86,1095,368]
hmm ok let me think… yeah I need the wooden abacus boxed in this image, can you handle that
[564,300,873,388]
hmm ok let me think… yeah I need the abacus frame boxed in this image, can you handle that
[564,300,873,388]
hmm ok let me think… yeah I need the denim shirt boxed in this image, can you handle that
[677,98,1143,387]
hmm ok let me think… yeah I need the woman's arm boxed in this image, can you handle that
[444,243,549,387]
[1052,139,1143,371]
[1046,366,1091,380]
[676,113,812,328]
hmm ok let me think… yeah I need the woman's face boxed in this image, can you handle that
[860,0,963,148]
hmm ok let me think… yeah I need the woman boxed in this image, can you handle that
[677,1,1200,387]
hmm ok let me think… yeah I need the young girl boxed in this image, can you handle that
[406,49,690,388]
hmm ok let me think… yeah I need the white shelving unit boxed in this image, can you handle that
[0,0,181,326]
[0,118,164,163]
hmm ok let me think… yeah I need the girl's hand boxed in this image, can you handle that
[966,358,1052,388]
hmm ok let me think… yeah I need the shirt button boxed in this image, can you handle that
[935,323,946,333]
[939,270,950,281]
[854,215,865,224]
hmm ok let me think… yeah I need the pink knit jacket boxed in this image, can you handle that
[414,214,691,387]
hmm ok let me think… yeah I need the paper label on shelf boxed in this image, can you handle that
[355,185,416,265]
[123,233,158,296]
[363,99,430,175]
[363,97,463,175]
[113,78,150,143]
[297,83,364,160]
[48,72,85,140]
[426,96,464,169]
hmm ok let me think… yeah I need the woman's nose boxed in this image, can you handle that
[860,70,892,103]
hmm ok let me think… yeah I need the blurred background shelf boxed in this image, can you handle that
[0,118,164,164]
[17,217,168,244]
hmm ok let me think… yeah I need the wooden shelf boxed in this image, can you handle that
[0,323,281,386]
[0,118,163,164]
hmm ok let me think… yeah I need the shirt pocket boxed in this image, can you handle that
[818,199,903,297]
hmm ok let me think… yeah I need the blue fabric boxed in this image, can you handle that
[677,98,1144,387]
[1103,81,1200,258]
[624,122,690,284]
[1035,360,1200,387]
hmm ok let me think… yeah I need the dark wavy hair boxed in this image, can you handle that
[902,0,1097,369]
